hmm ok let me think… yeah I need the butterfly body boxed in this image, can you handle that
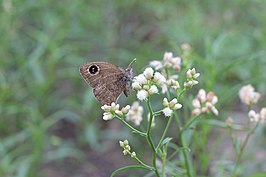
[79,61,133,105]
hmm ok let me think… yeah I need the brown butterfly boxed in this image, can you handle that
[79,60,135,105]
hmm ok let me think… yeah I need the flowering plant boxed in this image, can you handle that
[100,45,264,177]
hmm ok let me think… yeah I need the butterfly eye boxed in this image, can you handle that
[88,65,99,74]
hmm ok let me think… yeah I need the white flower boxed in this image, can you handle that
[132,82,141,90]
[169,98,178,107]
[192,99,201,108]
[248,108,266,124]
[134,74,147,85]
[163,52,173,62]
[248,110,260,122]
[211,106,219,116]
[137,90,148,101]
[173,103,182,110]
[192,89,219,116]
[131,152,136,158]
[111,102,119,111]
[184,68,200,88]
[143,67,154,79]
[163,97,169,107]
[184,81,193,87]
[198,89,207,102]
[162,97,182,116]
[101,103,130,120]
[207,92,218,104]
[126,102,143,126]
[153,72,166,85]
[103,112,114,120]
[148,85,158,94]
[239,84,261,105]
[163,107,173,117]
[192,108,201,116]
[171,57,181,66]
[150,60,163,70]
[122,105,130,114]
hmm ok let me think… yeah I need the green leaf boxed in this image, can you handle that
[198,119,244,130]
[111,165,153,177]
[162,137,173,146]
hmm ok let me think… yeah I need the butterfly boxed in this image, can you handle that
[79,59,135,105]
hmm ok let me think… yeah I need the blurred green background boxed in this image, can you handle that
[1,0,266,177]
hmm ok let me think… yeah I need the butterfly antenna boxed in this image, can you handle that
[128,58,136,68]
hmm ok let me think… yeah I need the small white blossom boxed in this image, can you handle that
[115,110,123,116]
[239,84,261,105]
[162,107,173,117]
[248,110,260,122]
[153,72,166,85]
[248,108,266,123]
[131,152,136,158]
[184,81,193,87]
[192,108,201,116]
[169,98,178,107]
[132,82,141,90]
[148,85,158,94]
[143,67,154,79]
[101,103,129,120]
[174,103,182,110]
[150,60,163,70]
[126,102,143,126]
[192,99,201,108]
[192,89,218,116]
[137,90,148,101]
[162,97,182,117]
[122,105,130,114]
[119,140,136,158]
[163,52,182,71]
[198,89,207,102]
[163,97,169,107]
[135,74,147,85]
[184,68,200,88]
[103,112,114,120]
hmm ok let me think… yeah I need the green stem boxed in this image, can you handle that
[179,116,198,177]
[156,113,174,150]
[230,123,259,177]
[116,116,146,137]
[179,133,193,177]
[132,154,154,170]
[147,97,160,177]
[162,155,166,177]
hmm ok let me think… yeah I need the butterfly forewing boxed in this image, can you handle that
[79,61,130,105]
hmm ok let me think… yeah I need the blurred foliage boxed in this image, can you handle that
[0,0,266,176]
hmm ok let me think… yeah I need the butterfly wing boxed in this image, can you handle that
[79,62,127,105]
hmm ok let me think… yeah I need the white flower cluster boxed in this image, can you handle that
[161,74,180,94]
[126,102,143,126]
[248,108,266,124]
[239,84,261,106]
[162,98,182,117]
[150,52,182,71]
[101,102,130,120]
[184,68,200,88]
[132,67,166,101]
[192,89,218,116]
[119,140,136,158]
